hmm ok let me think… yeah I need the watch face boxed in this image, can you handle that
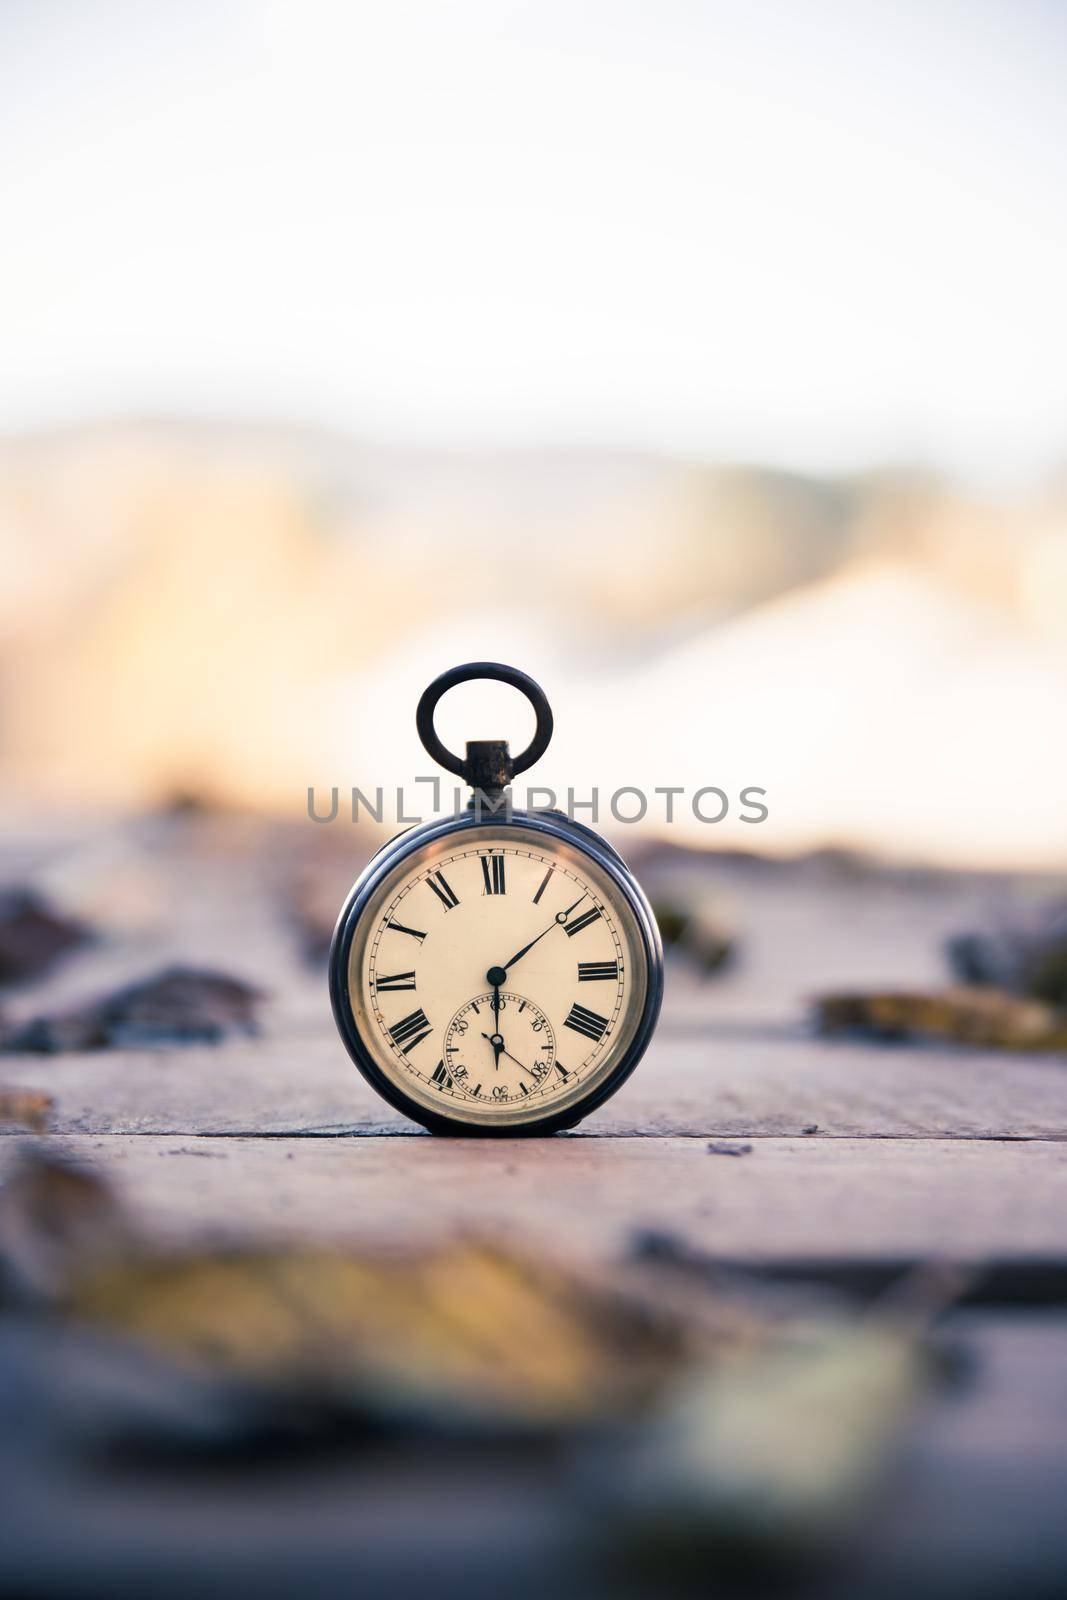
[337,823,653,1129]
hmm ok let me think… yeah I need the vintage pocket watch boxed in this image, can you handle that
[329,663,663,1134]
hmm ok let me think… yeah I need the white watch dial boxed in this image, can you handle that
[344,825,649,1127]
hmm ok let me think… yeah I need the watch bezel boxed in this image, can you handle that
[328,808,664,1135]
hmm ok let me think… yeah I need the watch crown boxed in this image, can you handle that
[464,739,513,806]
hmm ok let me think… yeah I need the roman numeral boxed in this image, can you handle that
[532,867,554,904]
[387,919,426,943]
[554,1062,572,1082]
[431,1059,453,1089]
[389,1008,432,1052]
[375,971,416,992]
[564,906,602,938]
[479,852,506,894]
[426,870,459,911]
[578,960,619,982]
[564,1003,609,1043]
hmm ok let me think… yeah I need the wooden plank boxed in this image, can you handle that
[613,1029,1067,1140]
[3,814,1064,1140]
[7,1134,1064,1263]
[3,1026,1064,1140]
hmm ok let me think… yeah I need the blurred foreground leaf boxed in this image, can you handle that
[0,1148,944,1568]
[0,1148,131,1302]
[600,1317,926,1564]
[67,1241,691,1430]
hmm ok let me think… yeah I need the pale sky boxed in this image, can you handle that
[2,0,1066,482]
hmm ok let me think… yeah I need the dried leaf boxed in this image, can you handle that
[653,898,735,975]
[815,987,1067,1051]
[286,870,341,963]
[947,902,1067,1006]
[285,847,377,965]
[0,1148,130,1302]
[2,964,263,1053]
[67,1239,691,1429]
[0,1087,54,1131]
[606,1319,926,1555]
[0,888,91,985]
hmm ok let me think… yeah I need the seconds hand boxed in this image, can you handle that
[481,1032,533,1076]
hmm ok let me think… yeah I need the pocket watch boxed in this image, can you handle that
[329,663,664,1134]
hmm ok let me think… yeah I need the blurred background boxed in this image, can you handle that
[3,0,1067,865]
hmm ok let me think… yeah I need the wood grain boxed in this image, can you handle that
[6,1133,1062,1265]
[1,1025,1063,1140]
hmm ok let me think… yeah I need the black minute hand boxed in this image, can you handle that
[496,896,585,974]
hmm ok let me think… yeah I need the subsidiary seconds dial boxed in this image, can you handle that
[442,992,556,1104]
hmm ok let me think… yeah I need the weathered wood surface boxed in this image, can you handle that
[3,813,1067,1598]
[16,1133,1065,1264]
[2,812,1064,1146]
[3,1027,1064,1140]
